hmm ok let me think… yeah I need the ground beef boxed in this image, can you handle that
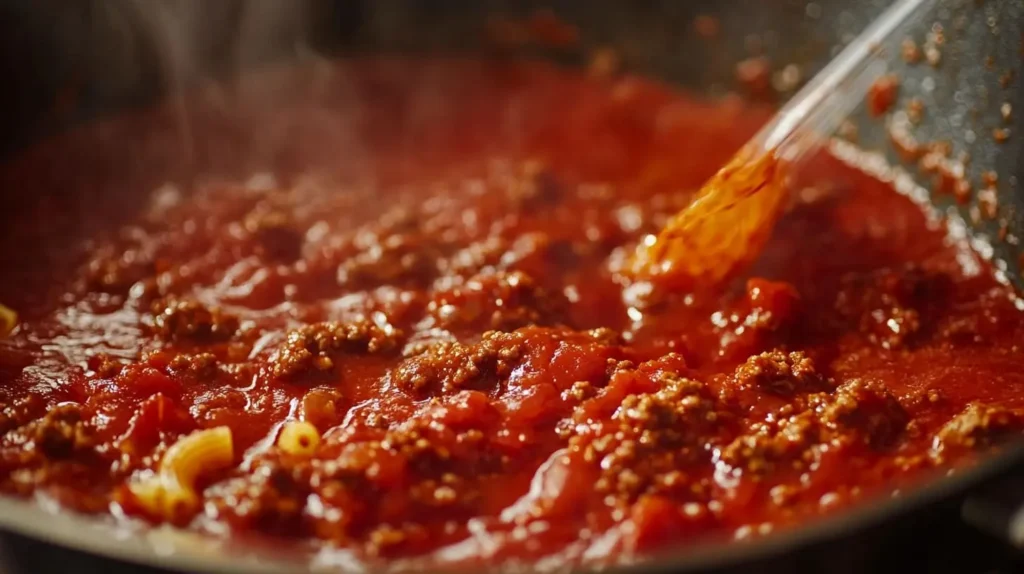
[425,270,566,333]
[167,352,219,381]
[732,350,824,396]
[336,217,446,289]
[720,410,824,476]
[212,456,312,536]
[722,378,907,475]
[392,331,524,393]
[28,404,95,459]
[305,407,493,509]
[565,363,723,507]
[86,353,127,378]
[376,418,493,476]
[242,205,304,262]
[269,318,403,381]
[302,409,497,546]
[815,379,908,448]
[931,404,1024,462]
[0,397,43,437]
[151,299,239,343]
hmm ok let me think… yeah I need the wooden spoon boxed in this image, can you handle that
[627,0,935,297]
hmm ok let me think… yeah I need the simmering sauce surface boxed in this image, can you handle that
[2,59,1024,569]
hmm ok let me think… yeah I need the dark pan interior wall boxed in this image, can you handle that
[0,0,886,159]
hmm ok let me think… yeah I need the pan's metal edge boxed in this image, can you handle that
[604,442,1024,574]
[0,498,294,574]
[1,442,1022,573]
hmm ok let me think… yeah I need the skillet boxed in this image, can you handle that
[1,1,1023,572]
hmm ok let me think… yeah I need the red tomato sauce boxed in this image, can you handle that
[1,59,1023,568]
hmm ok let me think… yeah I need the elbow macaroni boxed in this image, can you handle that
[129,426,234,519]
[0,303,16,337]
[277,421,321,456]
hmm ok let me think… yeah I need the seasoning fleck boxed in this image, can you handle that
[867,75,900,117]
[901,38,921,64]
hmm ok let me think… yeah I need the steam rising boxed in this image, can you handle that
[84,0,316,168]
[98,0,311,90]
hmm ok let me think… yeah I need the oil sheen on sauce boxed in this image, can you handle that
[1,59,1024,569]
